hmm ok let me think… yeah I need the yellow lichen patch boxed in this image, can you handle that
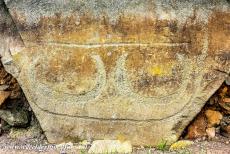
[116,134,127,142]
[12,50,25,68]
[147,62,175,76]
[169,140,194,151]
[12,52,21,63]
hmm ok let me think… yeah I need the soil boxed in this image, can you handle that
[0,132,228,154]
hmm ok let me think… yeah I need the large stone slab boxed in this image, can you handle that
[0,0,229,145]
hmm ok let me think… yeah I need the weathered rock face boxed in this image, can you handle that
[0,0,229,145]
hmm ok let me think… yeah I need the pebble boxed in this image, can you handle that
[0,91,11,106]
[0,84,9,91]
[205,110,223,127]
[206,127,215,138]
[88,140,132,154]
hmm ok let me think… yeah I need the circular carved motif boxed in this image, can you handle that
[27,48,106,105]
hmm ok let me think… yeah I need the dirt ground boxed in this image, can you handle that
[0,133,229,154]
[134,135,230,154]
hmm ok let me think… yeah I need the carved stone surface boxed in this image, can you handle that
[0,0,229,145]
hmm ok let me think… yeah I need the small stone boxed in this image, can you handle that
[169,140,194,151]
[208,97,218,105]
[223,98,230,103]
[0,91,11,106]
[185,114,207,139]
[205,109,223,127]
[88,140,132,154]
[222,116,230,125]
[220,125,230,138]
[0,84,9,91]
[220,116,230,138]
[220,98,230,113]
[40,134,46,140]
[202,136,206,141]
[1,119,11,131]
[215,126,220,133]
[226,76,230,85]
[220,87,228,98]
[214,136,219,140]
[0,109,29,126]
[206,127,215,138]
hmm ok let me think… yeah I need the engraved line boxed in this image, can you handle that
[26,41,189,48]
[28,90,198,122]
[11,25,211,121]
[115,53,191,102]
[1,0,25,47]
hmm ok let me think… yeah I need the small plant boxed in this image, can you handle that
[156,139,168,151]
[80,150,87,154]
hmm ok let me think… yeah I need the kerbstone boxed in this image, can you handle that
[0,0,229,145]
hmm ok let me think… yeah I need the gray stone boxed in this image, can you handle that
[0,0,229,145]
[0,109,29,126]
[0,84,9,91]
